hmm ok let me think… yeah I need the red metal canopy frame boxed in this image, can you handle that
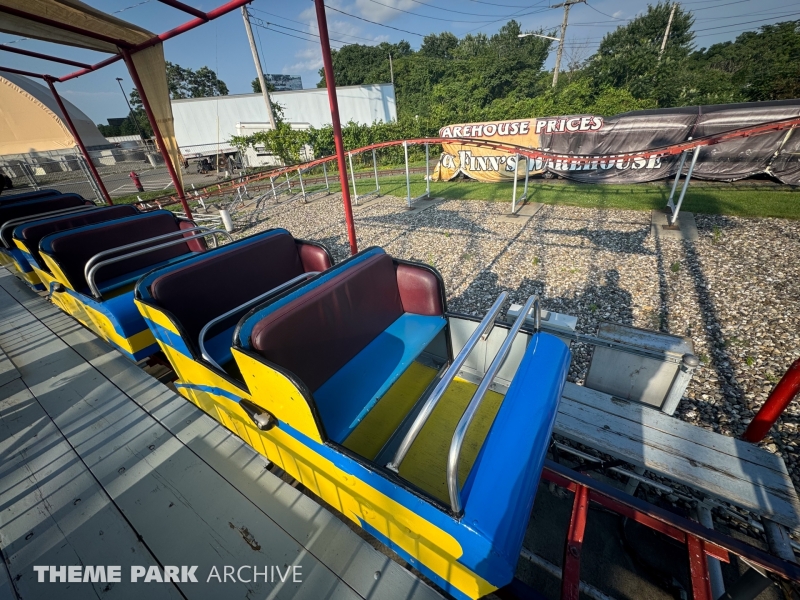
[0,0,330,228]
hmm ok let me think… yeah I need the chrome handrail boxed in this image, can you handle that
[83,226,219,281]
[446,295,538,514]
[198,271,320,371]
[387,292,508,473]
[86,228,232,299]
[1,205,98,248]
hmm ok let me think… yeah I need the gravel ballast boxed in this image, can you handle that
[230,192,800,489]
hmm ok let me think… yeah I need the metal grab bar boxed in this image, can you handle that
[198,271,320,371]
[446,295,539,514]
[86,228,232,299]
[1,205,98,248]
[83,226,218,281]
[387,292,508,472]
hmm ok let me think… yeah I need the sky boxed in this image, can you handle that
[1,0,798,125]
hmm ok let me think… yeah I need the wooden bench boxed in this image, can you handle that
[554,381,800,558]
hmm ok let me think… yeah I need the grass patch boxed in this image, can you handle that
[112,189,180,205]
[368,176,800,220]
[112,172,800,221]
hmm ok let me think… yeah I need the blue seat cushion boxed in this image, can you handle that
[314,313,446,443]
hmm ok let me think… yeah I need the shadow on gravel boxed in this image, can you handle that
[682,238,746,429]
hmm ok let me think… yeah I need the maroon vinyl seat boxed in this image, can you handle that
[139,229,333,366]
[238,247,447,442]
[13,205,140,270]
[39,210,206,295]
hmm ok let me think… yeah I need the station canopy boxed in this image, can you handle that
[0,0,182,185]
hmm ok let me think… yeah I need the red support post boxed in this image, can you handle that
[314,0,358,255]
[743,358,800,443]
[0,65,47,79]
[687,535,713,600]
[45,77,113,205]
[120,49,192,219]
[561,484,590,600]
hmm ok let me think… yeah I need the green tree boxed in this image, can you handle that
[317,41,412,87]
[587,2,694,106]
[251,76,276,93]
[680,20,800,104]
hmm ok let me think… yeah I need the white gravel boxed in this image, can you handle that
[229,192,800,489]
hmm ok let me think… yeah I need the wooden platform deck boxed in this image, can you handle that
[0,268,442,600]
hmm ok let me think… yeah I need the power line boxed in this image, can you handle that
[250,16,355,45]
[249,8,380,43]
[693,11,800,32]
[584,2,627,21]
[250,19,345,48]
[357,0,541,24]
[368,0,547,19]
[463,0,550,8]
[322,4,426,37]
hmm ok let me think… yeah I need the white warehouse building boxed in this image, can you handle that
[171,83,396,165]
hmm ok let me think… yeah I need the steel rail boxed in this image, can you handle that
[447,295,538,513]
[144,114,800,207]
[84,227,232,298]
[387,292,508,473]
[83,226,213,283]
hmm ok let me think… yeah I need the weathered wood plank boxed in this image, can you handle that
[0,267,443,600]
[556,384,800,529]
[0,279,364,600]
[563,382,792,477]
[0,378,181,600]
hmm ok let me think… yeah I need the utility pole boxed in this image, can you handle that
[241,6,276,129]
[659,3,677,62]
[551,0,585,88]
[389,53,394,85]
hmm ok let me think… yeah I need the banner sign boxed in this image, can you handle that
[433,100,800,185]
[434,119,540,182]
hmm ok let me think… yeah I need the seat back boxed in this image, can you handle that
[0,189,62,205]
[141,229,331,349]
[13,205,140,269]
[0,194,93,246]
[40,210,201,291]
[241,249,408,392]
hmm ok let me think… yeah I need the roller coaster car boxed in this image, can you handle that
[38,209,223,361]
[0,193,95,289]
[133,228,333,404]
[137,244,571,600]
[10,205,141,291]
[0,188,62,205]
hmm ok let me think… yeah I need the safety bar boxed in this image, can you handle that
[197,271,320,371]
[85,228,232,299]
[446,295,539,514]
[387,292,508,472]
[0,205,98,248]
[83,226,225,284]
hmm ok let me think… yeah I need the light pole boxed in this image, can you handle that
[115,77,146,142]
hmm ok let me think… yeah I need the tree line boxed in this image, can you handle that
[319,3,799,124]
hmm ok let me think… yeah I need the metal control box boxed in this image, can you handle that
[584,322,695,414]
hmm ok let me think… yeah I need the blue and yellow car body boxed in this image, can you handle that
[38,210,206,361]
[0,193,95,290]
[135,241,571,600]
